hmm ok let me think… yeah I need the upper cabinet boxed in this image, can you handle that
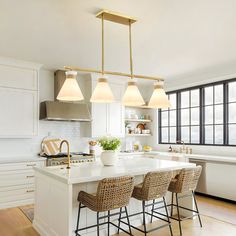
[88,74,125,137]
[0,57,41,138]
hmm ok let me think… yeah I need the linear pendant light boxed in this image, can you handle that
[148,81,171,108]
[57,71,84,101]
[90,13,114,103]
[63,10,170,107]
[122,20,145,106]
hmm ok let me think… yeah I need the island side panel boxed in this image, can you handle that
[33,170,86,236]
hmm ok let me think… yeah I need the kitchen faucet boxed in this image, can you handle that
[59,140,71,169]
[176,140,186,153]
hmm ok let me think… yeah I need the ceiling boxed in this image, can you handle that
[1,0,236,84]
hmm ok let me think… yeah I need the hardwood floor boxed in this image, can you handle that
[0,195,235,236]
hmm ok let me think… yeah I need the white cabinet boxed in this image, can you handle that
[0,87,38,137]
[0,57,41,138]
[0,159,45,209]
[91,76,125,137]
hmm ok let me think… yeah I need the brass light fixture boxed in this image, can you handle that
[90,13,114,103]
[122,19,145,106]
[57,71,84,101]
[64,10,170,108]
[148,81,171,108]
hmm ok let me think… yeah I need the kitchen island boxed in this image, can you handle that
[33,157,195,236]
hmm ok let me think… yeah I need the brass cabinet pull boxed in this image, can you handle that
[26,190,34,193]
[27,164,36,167]
[26,175,34,178]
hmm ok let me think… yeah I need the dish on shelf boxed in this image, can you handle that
[136,123,145,131]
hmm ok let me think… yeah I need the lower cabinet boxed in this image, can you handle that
[0,160,45,209]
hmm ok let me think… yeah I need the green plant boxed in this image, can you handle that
[98,137,121,151]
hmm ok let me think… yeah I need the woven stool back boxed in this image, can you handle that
[96,176,134,212]
[169,166,202,193]
[140,170,172,201]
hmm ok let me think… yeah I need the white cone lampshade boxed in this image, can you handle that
[90,77,114,103]
[148,82,171,109]
[122,81,145,106]
[57,71,84,101]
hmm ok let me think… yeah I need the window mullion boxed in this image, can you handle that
[200,87,204,144]
[223,83,228,145]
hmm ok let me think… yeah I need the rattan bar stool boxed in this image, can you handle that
[168,166,202,236]
[75,176,134,236]
[119,170,173,236]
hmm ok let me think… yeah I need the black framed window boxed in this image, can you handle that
[159,78,236,146]
[228,81,236,145]
[160,93,177,143]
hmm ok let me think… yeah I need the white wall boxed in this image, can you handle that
[151,73,236,157]
[0,69,90,159]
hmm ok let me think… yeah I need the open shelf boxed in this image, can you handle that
[125,134,152,137]
[125,118,152,123]
[125,105,151,109]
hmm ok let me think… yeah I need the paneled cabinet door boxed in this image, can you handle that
[0,87,38,137]
[108,101,124,137]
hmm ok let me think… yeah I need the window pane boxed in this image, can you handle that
[161,128,168,142]
[205,106,213,124]
[229,103,236,123]
[181,91,189,108]
[191,108,199,125]
[170,127,176,143]
[169,94,176,109]
[229,82,236,103]
[161,111,168,126]
[181,109,189,126]
[205,86,213,105]
[215,125,223,144]
[191,89,199,107]
[229,124,236,145]
[215,105,223,124]
[214,85,223,104]
[191,126,200,143]
[205,125,213,144]
[181,127,189,143]
[169,110,176,126]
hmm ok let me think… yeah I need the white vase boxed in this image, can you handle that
[100,150,118,166]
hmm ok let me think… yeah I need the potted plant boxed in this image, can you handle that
[98,137,121,166]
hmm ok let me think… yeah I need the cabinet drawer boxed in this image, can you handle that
[0,186,35,204]
[0,170,35,187]
[0,161,43,172]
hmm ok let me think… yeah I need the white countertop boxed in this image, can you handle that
[0,156,46,164]
[34,157,195,184]
[119,151,236,164]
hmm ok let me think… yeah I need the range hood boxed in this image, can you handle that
[40,101,91,122]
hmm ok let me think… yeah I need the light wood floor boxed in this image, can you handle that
[0,195,235,236]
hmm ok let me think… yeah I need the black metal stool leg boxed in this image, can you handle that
[125,206,132,235]
[97,212,100,236]
[171,192,174,216]
[150,199,155,223]
[75,202,82,236]
[163,197,173,236]
[175,193,182,236]
[117,207,122,234]
[192,191,202,227]
[142,201,147,236]
[108,210,110,236]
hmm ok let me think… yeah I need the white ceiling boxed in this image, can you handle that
[1,0,236,83]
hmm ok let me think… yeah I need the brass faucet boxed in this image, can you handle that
[176,140,185,153]
[59,140,71,169]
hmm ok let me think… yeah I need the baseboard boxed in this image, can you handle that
[195,192,236,204]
